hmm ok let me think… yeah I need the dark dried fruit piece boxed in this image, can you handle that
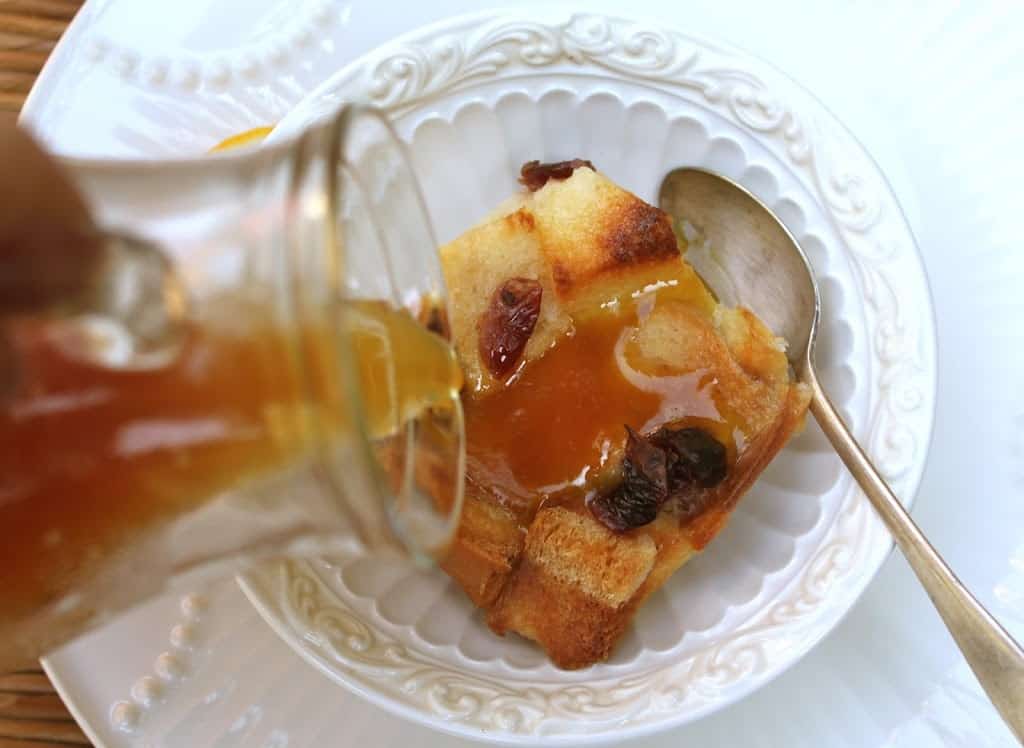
[653,427,728,489]
[590,486,657,533]
[671,485,714,523]
[418,299,450,339]
[478,277,543,379]
[590,425,728,532]
[519,159,596,192]
[590,427,668,532]
[621,425,669,503]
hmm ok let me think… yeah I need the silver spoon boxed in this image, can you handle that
[659,167,1024,742]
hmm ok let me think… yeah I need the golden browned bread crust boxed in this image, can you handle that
[438,165,810,669]
[485,385,808,669]
[487,506,658,668]
[440,492,523,608]
[525,167,682,303]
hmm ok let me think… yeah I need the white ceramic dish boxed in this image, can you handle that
[23,1,1024,747]
[229,9,935,743]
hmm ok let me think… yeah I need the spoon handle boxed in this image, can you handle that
[806,371,1024,743]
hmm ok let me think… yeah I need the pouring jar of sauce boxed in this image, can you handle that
[0,107,465,667]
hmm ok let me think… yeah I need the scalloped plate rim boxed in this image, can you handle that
[236,8,937,744]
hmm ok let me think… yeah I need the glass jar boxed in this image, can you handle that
[0,106,464,665]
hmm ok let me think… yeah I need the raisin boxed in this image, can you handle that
[621,426,669,502]
[672,486,714,523]
[419,300,450,339]
[590,427,669,532]
[478,277,542,379]
[589,425,728,532]
[518,159,595,192]
[653,427,728,489]
[591,485,658,533]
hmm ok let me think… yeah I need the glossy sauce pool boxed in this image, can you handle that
[462,269,740,524]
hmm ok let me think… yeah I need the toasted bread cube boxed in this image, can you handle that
[440,494,523,608]
[437,164,812,670]
[488,507,656,669]
[528,168,689,314]
[440,208,570,394]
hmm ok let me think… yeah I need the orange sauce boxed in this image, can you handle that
[462,267,736,521]
[465,315,658,508]
[0,300,459,618]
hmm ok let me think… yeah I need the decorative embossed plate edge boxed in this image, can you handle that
[237,10,937,744]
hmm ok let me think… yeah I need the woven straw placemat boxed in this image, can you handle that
[0,671,89,746]
[0,0,82,123]
[1,4,93,744]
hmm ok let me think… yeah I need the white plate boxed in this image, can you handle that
[232,10,935,742]
[24,1,1024,747]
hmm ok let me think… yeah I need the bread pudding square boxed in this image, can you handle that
[437,161,810,668]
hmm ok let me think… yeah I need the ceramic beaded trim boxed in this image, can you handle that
[238,11,935,740]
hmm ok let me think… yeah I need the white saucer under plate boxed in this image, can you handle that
[24,1,1024,747]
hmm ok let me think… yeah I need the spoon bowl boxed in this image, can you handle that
[659,166,1024,743]
[659,168,818,368]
